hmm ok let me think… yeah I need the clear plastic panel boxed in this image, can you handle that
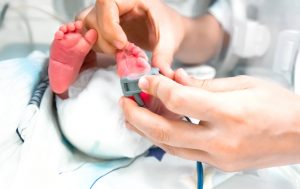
[221,0,300,89]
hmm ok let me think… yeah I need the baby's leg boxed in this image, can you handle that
[48,21,97,96]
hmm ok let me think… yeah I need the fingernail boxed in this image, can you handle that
[165,68,175,79]
[178,68,188,78]
[113,40,126,49]
[138,76,149,90]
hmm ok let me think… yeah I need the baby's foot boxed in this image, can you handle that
[116,43,153,105]
[116,43,151,78]
[49,21,97,94]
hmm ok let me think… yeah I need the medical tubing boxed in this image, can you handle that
[0,1,65,47]
[29,77,49,107]
[9,2,66,23]
[197,161,204,189]
[1,2,34,49]
[0,3,9,28]
[16,77,49,143]
[184,116,204,189]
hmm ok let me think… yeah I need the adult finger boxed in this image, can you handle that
[75,6,93,21]
[82,7,116,54]
[138,75,219,120]
[151,44,175,79]
[120,97,211,151]
[125,121,146,137]
[95,0,132,49]
[157,143,211,163]
[174,68,255,92]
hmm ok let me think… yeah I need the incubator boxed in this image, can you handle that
[0,0,63,60]
[52,0,211,20]
[0,2,33,59]
[52,0,93,21]
[1,1,300,189]
[220,0,300,93]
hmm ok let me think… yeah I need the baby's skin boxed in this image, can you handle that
[49,20,180,135]
[116,43,152,105]
[116,43,151,78]
[49,21,152,103]
[49,21,97,95]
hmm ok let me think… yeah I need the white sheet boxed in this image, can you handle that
[1,53,300,189]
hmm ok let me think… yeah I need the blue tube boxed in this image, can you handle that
[197,162,203,189]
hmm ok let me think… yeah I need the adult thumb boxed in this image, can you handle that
[151,47,175,79]
[174,69,254,92]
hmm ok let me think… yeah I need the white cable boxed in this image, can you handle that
[9,2,66,23]
[0,3,9,28]
[1,1,67,51]
[4,3,35,49]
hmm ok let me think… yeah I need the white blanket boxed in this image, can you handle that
[57,68,152,159]
[1,53,300,189]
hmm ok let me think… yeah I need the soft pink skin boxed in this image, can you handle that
[48,21,97,94]
[116,44,179,121]
[116,43,153,105]
[49,22,151,101]
[116,43,151,78]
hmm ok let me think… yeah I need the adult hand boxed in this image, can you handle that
[120,69,300,171]
[77,0,187,78]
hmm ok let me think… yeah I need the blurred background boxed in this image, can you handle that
[0,0,92,60]
[1,0,300,89]
[0,0,211,60]
[0,0,215,80]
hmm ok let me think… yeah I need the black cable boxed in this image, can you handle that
[0,2,34,50]
[184,116,192,123]
[16,128,24,143]
[53,83,202,187]
[52,94,132,161]
[52,94,79,152]
[89,157,140,189]
[53,95,145,187]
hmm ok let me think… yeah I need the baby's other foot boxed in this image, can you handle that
[49,21,97,94]
[116,43,151,78]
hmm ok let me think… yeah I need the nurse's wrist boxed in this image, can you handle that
[180,16,194,49]
[175,14,225,64]
[287,95,300,158]
[169,8,189,58]
[295,95,300,132]
[174,16,195,61]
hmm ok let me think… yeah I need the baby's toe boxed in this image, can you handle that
[67,23,76,32]
[126,43,135,52]
[54,31,64,40]
[75,21,83,31]
[59,25,68,33]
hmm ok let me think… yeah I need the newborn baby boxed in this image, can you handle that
[48,21,153,158]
